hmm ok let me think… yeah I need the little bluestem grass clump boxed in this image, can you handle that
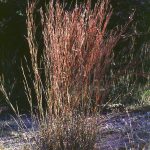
[34,115,98,150]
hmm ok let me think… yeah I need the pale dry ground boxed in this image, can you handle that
[0,114,39,150]
[0,110,150,150]
[95,111,150,149]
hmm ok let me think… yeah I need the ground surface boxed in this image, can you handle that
[0,109,150,150]
[96,110,150,149]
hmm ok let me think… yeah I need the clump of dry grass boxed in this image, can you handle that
[24,1,133,148]
[34,114,98,150]
[0,1,133,149]
[26,0,133,116]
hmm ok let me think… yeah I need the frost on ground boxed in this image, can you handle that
[96,111,150,150]
[0,111,150,150]
[0,114,39,150]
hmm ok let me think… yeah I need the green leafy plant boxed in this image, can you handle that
[141,89,150,105]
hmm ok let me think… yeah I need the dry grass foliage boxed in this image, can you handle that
[34,115,98,150]
[26,0,132,116]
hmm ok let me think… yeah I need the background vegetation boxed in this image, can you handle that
[0,0,149,113]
